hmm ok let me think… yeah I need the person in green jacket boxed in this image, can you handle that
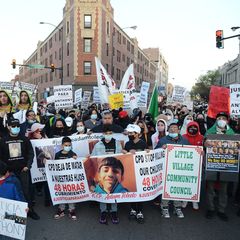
[205,112,235,222]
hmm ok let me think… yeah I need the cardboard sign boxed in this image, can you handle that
[53,85,73,109]
[108,93,124,109]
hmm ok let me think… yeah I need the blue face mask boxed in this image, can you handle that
[11,127,20,135]
[104,135,112,141]
[63,146,72,152]
[91,114,97,120]
[169,133,178,138]
[28,120,36,124]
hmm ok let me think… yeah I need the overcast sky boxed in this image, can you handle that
[1,0,240,90]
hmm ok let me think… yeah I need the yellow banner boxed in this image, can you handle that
[108,93,124,109]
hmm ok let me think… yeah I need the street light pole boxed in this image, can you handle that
[40,22,64,85]
[231,26,240,83]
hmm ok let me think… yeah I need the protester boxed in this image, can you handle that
[117,110,131,129]
[49,118,68,138]
[84,109,101,130]
[155,122,189,218]
[137,120,152,148]
[205,112,235,221]
[20,110,38,137]
[123,124,148,223]
[91,110,124,133]
[0,118,40,220]
[73,120,87,135]
[180,115,194,135]
[195,113,206,135]
[54,137,77,220]
[151,119,168,149]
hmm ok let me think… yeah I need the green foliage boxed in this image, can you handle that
[190,70,220,101]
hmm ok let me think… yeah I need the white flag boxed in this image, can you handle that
[120,64,135,90]
[95,57,116,104]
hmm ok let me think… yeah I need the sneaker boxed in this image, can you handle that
[182,201,188,208]
[174,208,184,218]
[54,209,65,220]
[28,210,40,220]
[136,211,144,224]
[69,210,77,221]
[192,202,199,210]
[110,212,119,224]
[206,210,215,219]
[129,208,137,220]
[217,212,228,222]
[99,211,108,224]
[161,208,170,218]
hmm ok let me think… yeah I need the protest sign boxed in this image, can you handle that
[171,86,187,103]
[230,84,240,115]
[93,86,101,104]
[45,149,165,205]
[81,91,91,109]
[0,198,27,240]
[113,89,130,109]
[53,85,73,109]
[162,145,203,202]
[0,82,14,113]
[207,86,230,118]
[108,93,124,109]
[30,134,128,183]
[206,134,240,173]
[74,88,82,105]
[138,81,150,108]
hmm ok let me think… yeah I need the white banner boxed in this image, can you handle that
[120,64,135,91]
[30,134,128,183]
[230,84,240,115]
[53,85,73,109]
[0,198,27,240]
[162,145,203,202]
[74,88,82,105]
[45,149,165,205]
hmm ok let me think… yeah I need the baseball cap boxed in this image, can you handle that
[216,112,229,119]
[7,118,20,127]
[125,124,141,134]
[119,110,128,119]
[31,123,45,133]
[65,117,73,127]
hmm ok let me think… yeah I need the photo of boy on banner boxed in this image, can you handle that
[84,154,137,194]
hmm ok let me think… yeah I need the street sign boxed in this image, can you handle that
[28,64,45,69]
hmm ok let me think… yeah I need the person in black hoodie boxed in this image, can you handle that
[0,118,39,220]
[195,113,206,135]
[49,118,68,138]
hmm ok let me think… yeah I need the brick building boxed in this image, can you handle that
[19,0,168,100]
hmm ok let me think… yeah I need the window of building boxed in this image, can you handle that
[131,45,134,54]
[49,38,52,49]
[122,54,125,62]
[59,30,62,41]
[106,43,109,56]
[127,41,130,51]
[67,42,70,56]
[117,50,121,62]
[84,38,92,53]
[118,31,121,44]
[50,72,53,82]
[55,51,57,60]
[127,57,130,67]
[84,61,91,75]
[67,64,70,77]
[44,43,47,53]
[45,73,48,82]
[67,21,70,34]
[112,66,114,77]
[107,21,110,35]
[49,55,53,65]
[117,68,120,81]
[40,48,43,57]
[106,64,109,73]
[113,47,115,56]
[55,33,57,41]
[45,58,48,67]
[40,76,43,83]
[59,48,61,60]
[84,15,92,28]
[123,36,126,45]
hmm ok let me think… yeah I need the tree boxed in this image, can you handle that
[190,70,220,101]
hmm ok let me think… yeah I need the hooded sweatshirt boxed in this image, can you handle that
[151,119,168,149]
[182,121,203,146]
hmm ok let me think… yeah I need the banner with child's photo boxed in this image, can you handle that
[30,134,128,183]
[206,134,240,173]
[45,149,165,205]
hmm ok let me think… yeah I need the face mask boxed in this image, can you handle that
[91,114,98,120]
[188,128,198,135]
[63,146,72,152]
[128,135,135,141]
[77,126,85,133]
[104,135,112,141]
[11,127,20,135]
[217,120,227,128]
[169,133,178,138]
[28,120,36,124]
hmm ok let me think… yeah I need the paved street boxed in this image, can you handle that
[26,193,240,240]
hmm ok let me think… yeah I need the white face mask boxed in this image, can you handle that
[77,126,85,133]
[217,120,227,128]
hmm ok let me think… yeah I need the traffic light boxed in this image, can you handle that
[12,59,16,69]
[50,63,55,72]
[216,30,224,49]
